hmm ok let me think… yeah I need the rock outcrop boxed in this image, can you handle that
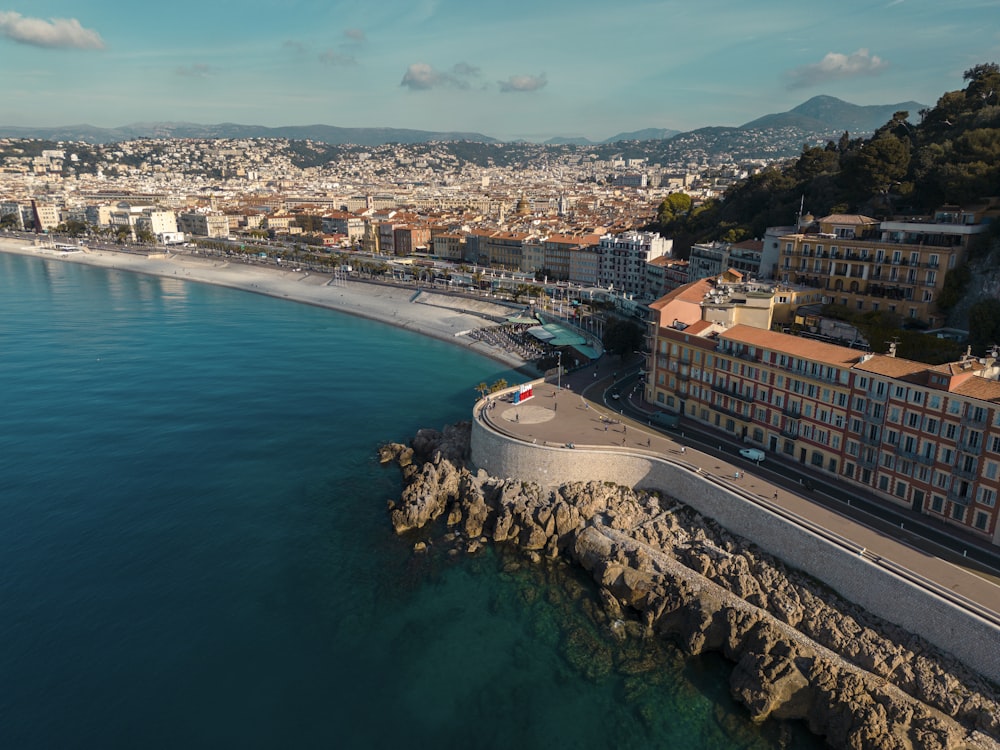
[381,425,1000,750]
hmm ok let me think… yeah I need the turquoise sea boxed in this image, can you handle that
[0,252,821,749]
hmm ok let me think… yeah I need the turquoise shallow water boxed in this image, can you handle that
[0,253,820,749]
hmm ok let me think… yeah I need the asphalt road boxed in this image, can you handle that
[602,365,1000,581]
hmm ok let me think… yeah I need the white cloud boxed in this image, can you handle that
[498,73,547,93]
[400,62,473,90]
[344,28,365,42]
[786,48,888,90]
[0,11,104,50]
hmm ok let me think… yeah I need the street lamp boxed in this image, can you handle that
[557,350,562,392]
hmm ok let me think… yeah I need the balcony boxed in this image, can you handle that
[716,403,746,420]
[954,465,979,481]
[961,413,987,428]
[958,440,983,455]
[780,426,799,439]
[861,432,881,446]
[781,404,802,418]
[857,453,878,469]
[947,489,972,506]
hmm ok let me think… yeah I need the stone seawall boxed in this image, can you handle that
[470,413,1000,686]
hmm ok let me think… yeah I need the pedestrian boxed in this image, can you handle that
[623,425,626,435]
[515,413,519,422]
[622,437,626,446]
[604,425,608,431]
[773,491,778,500]
[681,446,686,454]
[647,438,651,447]
[554,403,557,412]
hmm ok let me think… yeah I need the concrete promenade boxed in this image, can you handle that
[480,365,1000,619]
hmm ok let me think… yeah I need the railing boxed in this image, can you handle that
[954,466,979,481]
[947,489,972,505]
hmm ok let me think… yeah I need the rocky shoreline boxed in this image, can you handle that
[380,423,1000,750]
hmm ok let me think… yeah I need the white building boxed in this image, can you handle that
[597,230,672,299]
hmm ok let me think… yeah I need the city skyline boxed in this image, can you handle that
[2,0,999,141]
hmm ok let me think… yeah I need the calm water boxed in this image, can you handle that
[0,253,819,749]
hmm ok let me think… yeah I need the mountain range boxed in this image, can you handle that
[0,95,928,148]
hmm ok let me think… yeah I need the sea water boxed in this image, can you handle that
[0,253,821,749]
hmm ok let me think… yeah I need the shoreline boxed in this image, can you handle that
[0,239,536,375]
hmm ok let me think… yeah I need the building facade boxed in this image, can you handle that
[647,278,1000,544]
[778,210,991,328]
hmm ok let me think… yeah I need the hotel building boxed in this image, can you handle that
[647,276,1000,544]
[778,208,992,328]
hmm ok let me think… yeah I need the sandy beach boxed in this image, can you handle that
[0,238,533,372]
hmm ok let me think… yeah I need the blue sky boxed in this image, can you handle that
[2,0,999,141]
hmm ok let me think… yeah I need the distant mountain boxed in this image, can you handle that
[542,128,681,146]
[0,95,928,156]
[544,136,596,145]
[602,127,681,143]
[0,121,500,146]
[740,95,928,135]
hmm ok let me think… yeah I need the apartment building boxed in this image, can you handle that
[596,230,671,298]
[431,233,465,262]
[778,208,992,327]
[647,277,1000,543]
[178,212,230,238]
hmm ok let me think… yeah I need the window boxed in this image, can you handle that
[945,423,957,439]
[925,418,938,435]
[895,481,907,499]
[932,495,944,512]
[975,512,989,531]
[952,504,966,522]
[977,487,996,507]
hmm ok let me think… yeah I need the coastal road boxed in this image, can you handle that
[600,366,1000,582]
[487,367,1000,617]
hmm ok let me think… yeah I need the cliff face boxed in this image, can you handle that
[380,425,1000,750]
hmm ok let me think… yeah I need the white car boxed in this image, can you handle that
[739,448,765,462]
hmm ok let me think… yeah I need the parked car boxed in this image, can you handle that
[739,448,765,462]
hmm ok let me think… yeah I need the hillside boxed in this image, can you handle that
[741,95,928,134]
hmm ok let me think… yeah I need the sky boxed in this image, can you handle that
[2,0,999,142]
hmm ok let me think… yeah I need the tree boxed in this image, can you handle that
[656,192,692,224]
[963,63,1000,108]
[968,298,1000,355]
[602,318,644,359]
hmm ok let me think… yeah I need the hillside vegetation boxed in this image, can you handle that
[652,64,1000,251]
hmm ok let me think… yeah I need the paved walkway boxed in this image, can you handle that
[481,365,1000,619]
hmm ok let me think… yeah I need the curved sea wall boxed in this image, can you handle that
[470,412,1000,687]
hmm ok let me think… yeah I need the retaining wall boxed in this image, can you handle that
[471,413,1000,685]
